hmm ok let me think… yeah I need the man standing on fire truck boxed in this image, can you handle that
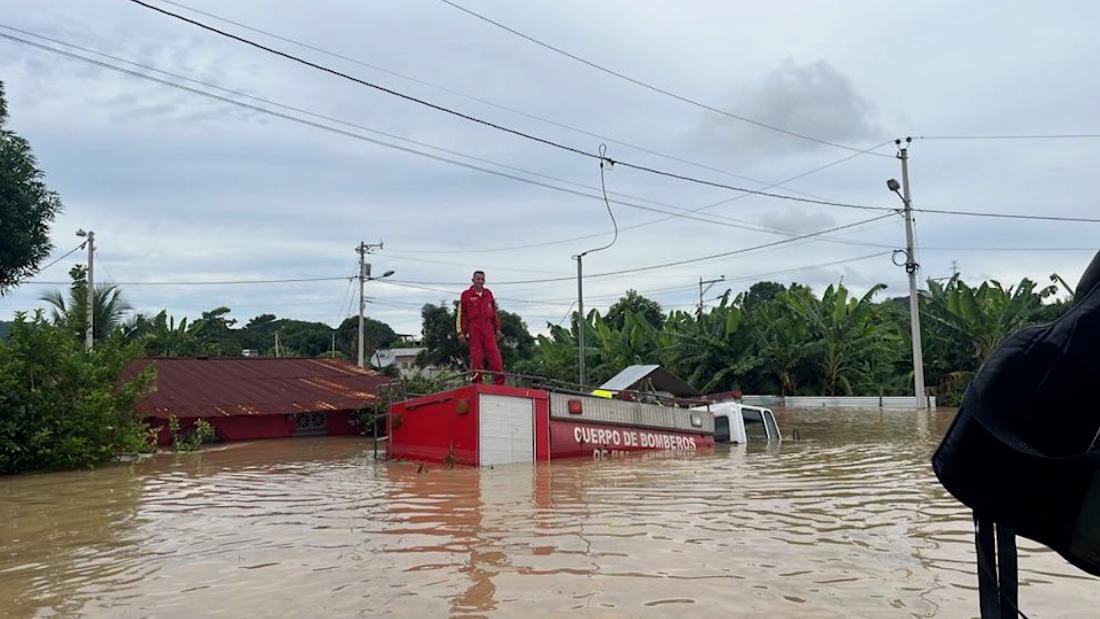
[457,270,505,385]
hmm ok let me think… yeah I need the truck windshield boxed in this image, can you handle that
[742,410,768,441]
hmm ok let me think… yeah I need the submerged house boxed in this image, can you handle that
[125,358,393,444]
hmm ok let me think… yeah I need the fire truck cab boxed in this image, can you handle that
[696,401,782,444]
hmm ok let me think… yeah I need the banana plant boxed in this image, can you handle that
[661,294,761,393]
[922,275,1057,364]
[785,282,895,396]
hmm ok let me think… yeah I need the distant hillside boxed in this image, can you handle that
[0,321,9,341]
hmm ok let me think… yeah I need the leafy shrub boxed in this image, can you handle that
[0,312,153,473]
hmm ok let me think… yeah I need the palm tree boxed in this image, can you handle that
[126,310,200,357]
[41,265,132,341]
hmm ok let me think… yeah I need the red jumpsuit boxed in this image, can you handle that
[457,285,505,384]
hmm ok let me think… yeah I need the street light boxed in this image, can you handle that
[358,263,394,367]
[888,136,928,408]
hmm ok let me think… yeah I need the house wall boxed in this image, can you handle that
[146,410,361,445]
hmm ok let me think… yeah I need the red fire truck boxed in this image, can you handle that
[387,381,716,467]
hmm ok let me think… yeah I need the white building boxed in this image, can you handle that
[371,347,439,379]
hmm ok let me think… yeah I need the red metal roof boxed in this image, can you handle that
[124,358,394,419]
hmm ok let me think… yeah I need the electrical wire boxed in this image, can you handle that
[374,278,573,306]
[333,270,356,326]
[389,213,896,286]
[435,0,893,158]
[577,144,619,257]
[33,242,86,274]
[15,26,1079,235]
[921,246,1099,252]
[155,0,841,193]
[0,29,893,245]
[527,251,891,305]
[913,208,1100,223]
[918,134,1100,140]
[120,0,897,212]
[385,140,897,254]
[19,276,353,286]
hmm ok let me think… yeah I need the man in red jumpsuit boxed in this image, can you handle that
[457,270,506,385]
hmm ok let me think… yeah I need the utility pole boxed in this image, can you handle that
[331,331,336,358]
[576,255,585,385]
[698,275,725,315]
[356,241,384,368]
[275,331,281,357]
[891,137,928,409]
[573,145,619,387]
[75,229,95,352]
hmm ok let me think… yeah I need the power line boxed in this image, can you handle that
[0,33,822,237]
[375,278,573,306]
[120,0,896,212]
[913,208,1100,224]
[385,141,897,254]
[1,29,893,243]
[435,0,893,158]
[389,213,896,286]
[14,21,783,253]
[34,242,87,274]
[917,134,1100,141]
[44,16,1083,227]
[527,251,891,305]
[155,0,841,194]
[921,246,1099,252]
[21,276,352,286]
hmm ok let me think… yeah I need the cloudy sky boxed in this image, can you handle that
[2,0,1098,337]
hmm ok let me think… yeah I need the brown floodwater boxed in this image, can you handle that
[2,408,1098,618]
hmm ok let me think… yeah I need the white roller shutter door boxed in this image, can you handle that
[479,394,534,466]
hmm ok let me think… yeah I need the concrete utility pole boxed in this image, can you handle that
[698,275,725,314]
[76,229,94,352]
[889,137,928,409]
[576,255,585,385]
[356,241,388,368]
[574,145,619,387]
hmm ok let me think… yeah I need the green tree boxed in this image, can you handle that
[187,306,238,355]
[739,281,785,314]
[41,265,132,341]
[0,81,63,293]
[606,290,665,330]
[498,309,535,369]
[0,312,153,473]
[335,315,398,361]
[416,302,466,369]
[417,302,534,374]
